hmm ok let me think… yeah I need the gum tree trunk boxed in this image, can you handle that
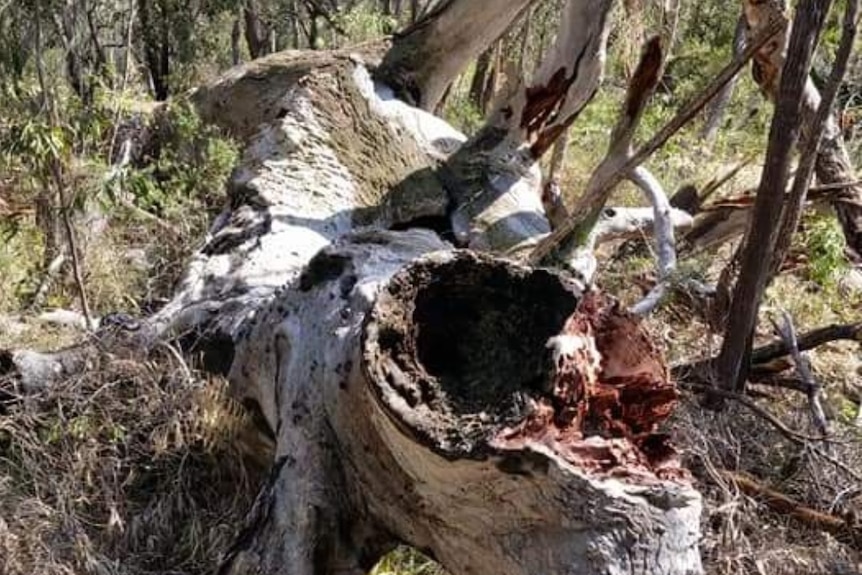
[0,3,704,574]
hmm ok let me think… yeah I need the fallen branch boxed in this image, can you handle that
[674,321,861,386]
[721,470,862,548]
[770,310,830,438]
[750,321,862,364]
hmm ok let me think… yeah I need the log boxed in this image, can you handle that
[2,24,704,574]
[221,246,702,575]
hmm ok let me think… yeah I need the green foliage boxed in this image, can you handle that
[803,213,848,287]
[0,223,42,312]
[112,101,239,219]
[336,3,399,43]
[441,93,485,136]
[372,547,447,575]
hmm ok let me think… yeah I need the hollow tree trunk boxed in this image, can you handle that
[1,8,703,575]
[743,0,862,261]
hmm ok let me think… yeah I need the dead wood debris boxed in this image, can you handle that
[491,291,687,482]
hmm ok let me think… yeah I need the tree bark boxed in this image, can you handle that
[442,0,613,252]
[468,46,494,114]
[743,0,862,261]
[713,0,832,393]
[375,0,536,110]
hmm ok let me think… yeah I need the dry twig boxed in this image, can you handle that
[770,310,830,438]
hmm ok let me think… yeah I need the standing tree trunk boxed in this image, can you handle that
[743,0,862,261]
[700,14,746,143]
[468,46,494,113]
[138,0,170,100]
[244,0,270,59]
[713,0,833,393]
[1,3,704,574]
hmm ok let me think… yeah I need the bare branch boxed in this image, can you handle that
[628,165,677,315]
[750,321,862,364]
[528,17,785,267]
[770,311,830,438]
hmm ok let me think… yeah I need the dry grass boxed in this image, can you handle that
[674,396,862,575]
[0,350,269,575]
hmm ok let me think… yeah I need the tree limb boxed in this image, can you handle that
[529,17,785,267]
[629,165,678,315]
[750,321,862,363]
[375,0,536,110]
[770,310,830,438]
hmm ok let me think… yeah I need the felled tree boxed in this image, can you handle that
[1,2,704,574]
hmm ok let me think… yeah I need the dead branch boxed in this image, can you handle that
[629,165,678,315]
[770,310,830,438]
[529,17,785,267]
[720,470,862,548]
[526,35,664,269]
[675,321,861,385]
[698,155,756,207]
[505,205,693,280]
[750,321,862,364]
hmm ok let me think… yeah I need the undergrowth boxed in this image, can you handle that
[0,351,269,575]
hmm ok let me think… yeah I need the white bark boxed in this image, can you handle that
[444,0,614,253]
[376,0,536,110]
[2,31,703,575]
[629,166,678,315]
